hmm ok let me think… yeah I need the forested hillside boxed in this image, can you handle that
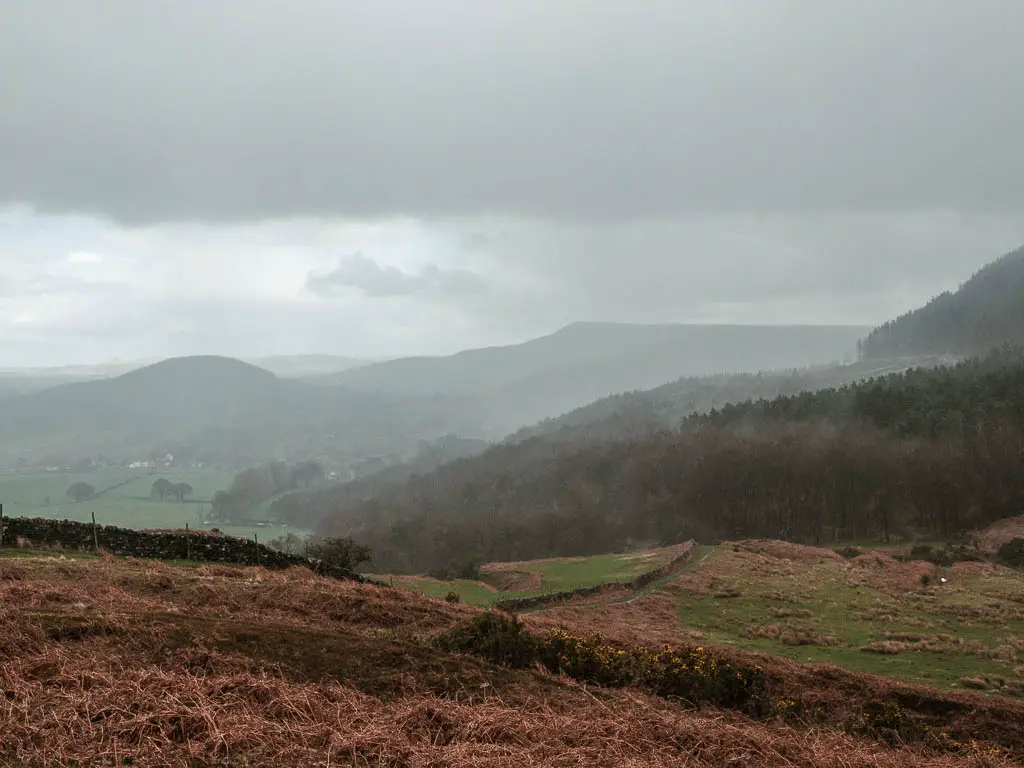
[690,346,1024,437]
[304,349,1024,575]
[507,354,955,445]
[862,245,1024,358]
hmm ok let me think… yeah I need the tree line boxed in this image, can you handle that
[211,459,326,523]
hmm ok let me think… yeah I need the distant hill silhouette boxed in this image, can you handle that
[0,323,868,468]
[0,356,482,468]
[862,245,1024,358]
[308,322,867,432]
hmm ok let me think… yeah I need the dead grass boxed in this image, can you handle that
[975,514,1024,552]
[481,569,543,592]
[738,539,847,564]
[774,608,816,619]
[746,625,839,647]
[2,645,1011,768]
[526,593,705,648]
[4,552,1024,766]
[861,641,910,655]
[850,553,938,592]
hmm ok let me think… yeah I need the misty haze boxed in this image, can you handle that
[3,2,1024,766]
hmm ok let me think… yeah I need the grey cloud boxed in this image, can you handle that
[2,1,1023,224]
[3,205,1023,368]
[441,211,1024,326]
[306,253,485,298]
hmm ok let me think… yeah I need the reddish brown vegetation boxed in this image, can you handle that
[526,592,705,648]
[740,540,847,564]
[976,514,1024,552]
[481,569,543,592]
[1,555,1022,766]
[849,553,938,591]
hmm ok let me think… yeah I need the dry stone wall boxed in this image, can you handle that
[0,516,378,584]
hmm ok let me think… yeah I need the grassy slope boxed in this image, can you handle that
[1,553,1020,766]
[0,468,310,540]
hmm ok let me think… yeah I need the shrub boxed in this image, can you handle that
[861,699,923,744]
[997,538,1024,568]
[910,544,934,560]
[434,613,539,668]
[304,536,372,570]
[428,554,486,581]
[920,573,931,587]
[444,591,461,604]
[910,543,985,567]
[835,546,862,559]
[436,614,769,716]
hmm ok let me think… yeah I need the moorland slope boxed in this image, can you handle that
[2,551,1022,766]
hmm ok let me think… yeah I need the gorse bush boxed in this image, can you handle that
[539,630,769,715]
[435,613,540,668]
[860,699,924,745]
[436,613,769,716]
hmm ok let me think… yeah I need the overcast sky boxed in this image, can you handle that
[2,1,1023,366]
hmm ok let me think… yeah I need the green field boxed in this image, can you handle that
[0,468,310,541]
[657,542,1024,696]
[374,544,690,607]
[499,549,681,592]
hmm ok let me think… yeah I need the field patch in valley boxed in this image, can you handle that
[0,468,308,540]
[375,542,691,607]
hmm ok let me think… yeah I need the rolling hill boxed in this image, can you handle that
[0,356,484,469]
[862,244,1024,358]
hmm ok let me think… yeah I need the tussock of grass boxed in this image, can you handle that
[960,676,990,690]
[861,641,910,655]
[774,608,815,619]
